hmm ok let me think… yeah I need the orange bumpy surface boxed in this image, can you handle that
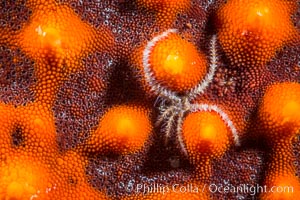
[0,0,300,199]
[18,2,113,62]
[0,156,50,199]
[216,0,298,67]
[256,82,300,200]
[258,82,300,142]
[85,105,152,155]
[137,0,190,27]
[16,1,113,105]
[148,32,207,92]
[182,111,230,161]
[260,174,300,200]
[260,141,300,200]
[0,102,108,199]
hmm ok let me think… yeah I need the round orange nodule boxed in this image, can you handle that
[258,82,300,141]
[18,4,113,69]
[182,111,230,161]
[87,105,152,155]
[260,175,300,200]
[216,0,297,67]
[147,32,207,92]
[0,158,50,200]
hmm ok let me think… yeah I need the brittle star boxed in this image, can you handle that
[142,29,240,156]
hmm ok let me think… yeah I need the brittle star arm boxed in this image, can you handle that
[187,35,218,101]
[156,104,177,126]
[164,112,176,143]
[142,29,182,103]
[176,109,188,156]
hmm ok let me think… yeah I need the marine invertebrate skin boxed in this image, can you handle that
[142,29,239,155]
[0,156,51,200]
[0,103,16,153]
[0,102,57,158]
[136,0,191,27]
[256,82,300,200]
[143,30,207,92]
[140,29,239,198]
[143,29,216,99]
[180,104,238,185]
[260,145,300,200]
[51,151,110,200]
[0,102,55,200]
[19,3,113,61]
[84,105,152,155]
[182,109,231,161]
[0,1,114,199]
[257,82,300,141]
[215,0,298,67]
[16,1,114,106]
[1,0,300,199]
[0,101,109,200]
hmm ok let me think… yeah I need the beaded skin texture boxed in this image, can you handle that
[0,0,300,199]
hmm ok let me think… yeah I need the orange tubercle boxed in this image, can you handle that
[182,111,230,162]
[16,2,114,105]
[86,105,152,155]
[137,0,190,27]
[260,174,300,200]
[0,101,109,200]
[18,3,113,66]
[258,82,300,142]
[144,30,207,93]
[0,156,51,200]
[216,0,298,67]
[257,80,300,199]
[51,151,109,200]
